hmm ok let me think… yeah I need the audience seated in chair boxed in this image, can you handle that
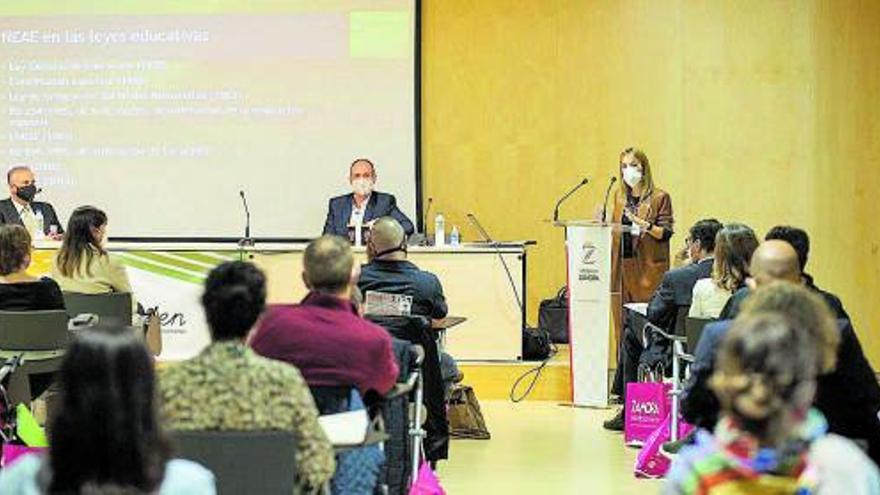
[250,235,398,398]
[604,219,723,431]
[678,250,880,466]
[688,223,758,319]
[719,226,849,320]
[160,261,335,492]
[51,206,138,318]
[0,224,66,402]
[665,312,880,494]
[0,326,216,494]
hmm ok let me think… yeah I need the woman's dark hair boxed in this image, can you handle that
[56,206,108,278]
[48,326,170,492]
[202,261,267,340]
[0,224,32,276]
[713,223,759,292]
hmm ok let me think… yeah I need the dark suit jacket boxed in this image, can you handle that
[681,318,880,467]
[0,198,64,234]
[322,191,414,238]
[646,257,714,330]
[720,278,849,321]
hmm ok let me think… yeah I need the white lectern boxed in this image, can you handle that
[556,220,627,407]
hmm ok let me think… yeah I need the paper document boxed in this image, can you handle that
[318,409,369,446]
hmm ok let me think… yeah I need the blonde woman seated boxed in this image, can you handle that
[51,206,137,316]
[689,223,759,319]
[665,312,880,494]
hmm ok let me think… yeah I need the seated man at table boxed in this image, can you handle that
[603,218,723,431]
[250,235,399,398]
[0,165,64,239]
[358,217,447,320]
[322,158,415,240]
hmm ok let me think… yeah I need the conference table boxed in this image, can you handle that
[31,240,530,362]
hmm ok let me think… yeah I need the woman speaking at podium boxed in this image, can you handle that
[609,147,674,343]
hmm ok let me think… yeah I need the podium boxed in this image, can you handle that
[556,220,628,407]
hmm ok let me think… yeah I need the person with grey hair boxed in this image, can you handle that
[0,165,64,238]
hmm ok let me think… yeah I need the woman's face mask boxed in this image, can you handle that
[622,165,643,188]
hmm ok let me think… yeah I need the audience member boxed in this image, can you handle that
[689,223,759,318]
[51,206,138,316]
[604,219,723,431]
[0,327,216,494]
[678,279,880,465]
[249,235,399,396]
[160,261,335,491]
[665,313,880,494]
[764,225,849,319]
[0,224,64,311]
[358,217,448,320]
[0,224,65,402]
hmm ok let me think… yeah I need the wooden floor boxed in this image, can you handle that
[438,400,663,494]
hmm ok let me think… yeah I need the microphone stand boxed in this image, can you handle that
[601,177,618,223]
[466,213,523,311]
[553,177,589,223]
[238,191,254,255]
[421,197,434,246]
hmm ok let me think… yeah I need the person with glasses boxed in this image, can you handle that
[603,218,722,431]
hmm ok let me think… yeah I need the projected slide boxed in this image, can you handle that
[1,1,417,237]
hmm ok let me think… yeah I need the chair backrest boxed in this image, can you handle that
[310,385,356,415]
[0,310,70,351]
[673,305,691,336]
[63,292,132,325]
[172,430,297,495]
[686,317,714,352]
[365,314,431,343]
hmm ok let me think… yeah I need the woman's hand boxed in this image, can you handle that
[623,208,650,229]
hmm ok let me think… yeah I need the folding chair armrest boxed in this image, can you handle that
[384,382,415,400]
[643,321,686,343]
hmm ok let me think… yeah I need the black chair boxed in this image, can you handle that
[62,292,132,325]
[381,340,425,494]
[172,430,297,495]
[685,317,714,353]
[366,314,448,463]
[0,310,70,406]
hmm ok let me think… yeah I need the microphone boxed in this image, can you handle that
[466,212,523,312]
[238,190,253,247]
[600,177,618,223]
[553,177,589,222]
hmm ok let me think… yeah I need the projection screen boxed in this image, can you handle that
[1,0,419,238]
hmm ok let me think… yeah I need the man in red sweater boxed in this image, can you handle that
[250,235,398,396]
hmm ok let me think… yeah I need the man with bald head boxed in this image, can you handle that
[322,158,415,240]
[358,216,447,319]
[250,235,398,396]
[719,239,846,319]
[0,165,64,238]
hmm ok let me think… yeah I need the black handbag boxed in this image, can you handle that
[539,286,569,343]
[521,326,551,361]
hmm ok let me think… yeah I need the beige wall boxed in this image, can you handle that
[421,1,880,364]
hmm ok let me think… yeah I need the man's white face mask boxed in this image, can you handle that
[622,166,643,188]
[352,178,375,196]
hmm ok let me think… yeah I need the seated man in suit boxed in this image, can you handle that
[719,225,848,320]
[0,166,63,239]
[322,158,415,240]
[250,235,398,398]
[675,242,880,466]
[603,218,723,431]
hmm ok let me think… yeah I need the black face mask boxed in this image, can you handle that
[370,241,408,259]
[15,184,38,202]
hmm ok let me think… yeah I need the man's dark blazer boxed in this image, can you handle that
[322,191,414,237]
[720,276,849,321]
[0,198,64,234]
[681,318,880,467]
[646,257,714,330]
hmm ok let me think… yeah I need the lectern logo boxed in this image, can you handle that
[578,241,601,282]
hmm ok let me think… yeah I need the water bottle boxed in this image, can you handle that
[450,225,460,246]
[434,212,445,246]
[34,211,45,240]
